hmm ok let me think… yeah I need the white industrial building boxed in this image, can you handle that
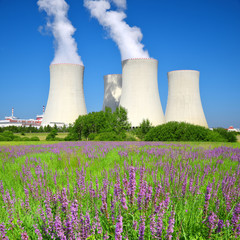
[119,58,165,127]
[165,70,208,128]
[102,74,122,112]
[41,64,87,127]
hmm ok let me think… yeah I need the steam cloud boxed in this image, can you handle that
[37,0,83,65]
[84,0,149,60]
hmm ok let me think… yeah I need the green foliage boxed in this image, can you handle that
[46,129,58,141]
[213,128,237,142]
[94,132,122,141]
[21,137,31,141]
[67,107,131,141]
[30,136,40,141]
[136,119,152,140]
[144,122,226,142]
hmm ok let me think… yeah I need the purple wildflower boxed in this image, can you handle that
[206,211,218,238]
[203,183,212,218]
[128,166,136,205]
[216,220,224,233]
[0,223,9,240]
[133,220,137,230]
[232,203,240,231]
[121,191,128,210]
[115,215,123,240]
[139,216,145,240]
[21,232,29,240]
[166,210,175,240]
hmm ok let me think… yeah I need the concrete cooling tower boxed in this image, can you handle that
[42,64,87,126]
[102,74,122,112]
[165,70,208,128]
[119,58,165,127]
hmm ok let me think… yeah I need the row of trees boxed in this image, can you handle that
[0,125,69,134]
[0,107,237,143]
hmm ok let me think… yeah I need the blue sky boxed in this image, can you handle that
[0,0,239,128]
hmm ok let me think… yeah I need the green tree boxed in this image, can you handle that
[46,129,58,141]
[137,119,152,139]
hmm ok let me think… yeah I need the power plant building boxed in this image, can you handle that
[42,64,87,126]
[165,70,208,128]
[119,58,165,127]
[102,74,122,112]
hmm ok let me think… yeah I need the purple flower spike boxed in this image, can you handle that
[115,215,123,240]
[166,210,175,240]
[139,216,145,240]
[0,223,9,240]
[21,232,29,240]
[128,166,136,205]
[203,183,212,218]
[232,203,240,232]
[121,191,128,210]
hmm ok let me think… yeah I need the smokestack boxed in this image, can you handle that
[41,64,87,126]
[119,58,165,127]
[165,70,208,128]
[12,108,14,118]
[102,74,122,112]
[43,106,45,114]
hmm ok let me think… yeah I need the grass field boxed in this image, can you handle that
[0,141,239,239]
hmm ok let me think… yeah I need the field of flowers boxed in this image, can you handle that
[0,141,239,239]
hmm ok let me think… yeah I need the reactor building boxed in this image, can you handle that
[102,74,122,112]
[119,58,165,127]
[165,70,208,128]
[41,63,87,126]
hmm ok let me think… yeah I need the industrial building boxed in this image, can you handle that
[165,70,208,128]
[41,63,87,127]
[119,58,165,127]
[102,74,122,112]
[0,108,43,128]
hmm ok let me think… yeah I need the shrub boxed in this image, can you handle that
[46,129,58,141]
[54,137,64,141]
[145,122,225,142]
[13,136,22,141]
[30,137,40,141]
[2,131,15,140]
[88,133,97,141]
[64,133,79,141]
[21,137,31,141]
[0,135,10,141]
[94,132,123,141]
[213,128,237,142]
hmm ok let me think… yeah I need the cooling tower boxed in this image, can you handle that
[119,58,165,127]
[165,70,208,128]
[42,64,87,126]
[102,74,122,112]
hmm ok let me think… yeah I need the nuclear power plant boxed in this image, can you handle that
[38,60,208,128]
[41,64,87,126]
[102,74,122,112]
[165,70,208,128]
[119,58,165,127]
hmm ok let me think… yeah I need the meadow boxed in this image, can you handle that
[0,141,239,239]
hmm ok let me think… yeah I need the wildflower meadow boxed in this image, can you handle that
[0,141,239,239]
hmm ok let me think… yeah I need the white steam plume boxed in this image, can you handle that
[84,0,149,60]
[37,0,83,65]
[111,0,126,9]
